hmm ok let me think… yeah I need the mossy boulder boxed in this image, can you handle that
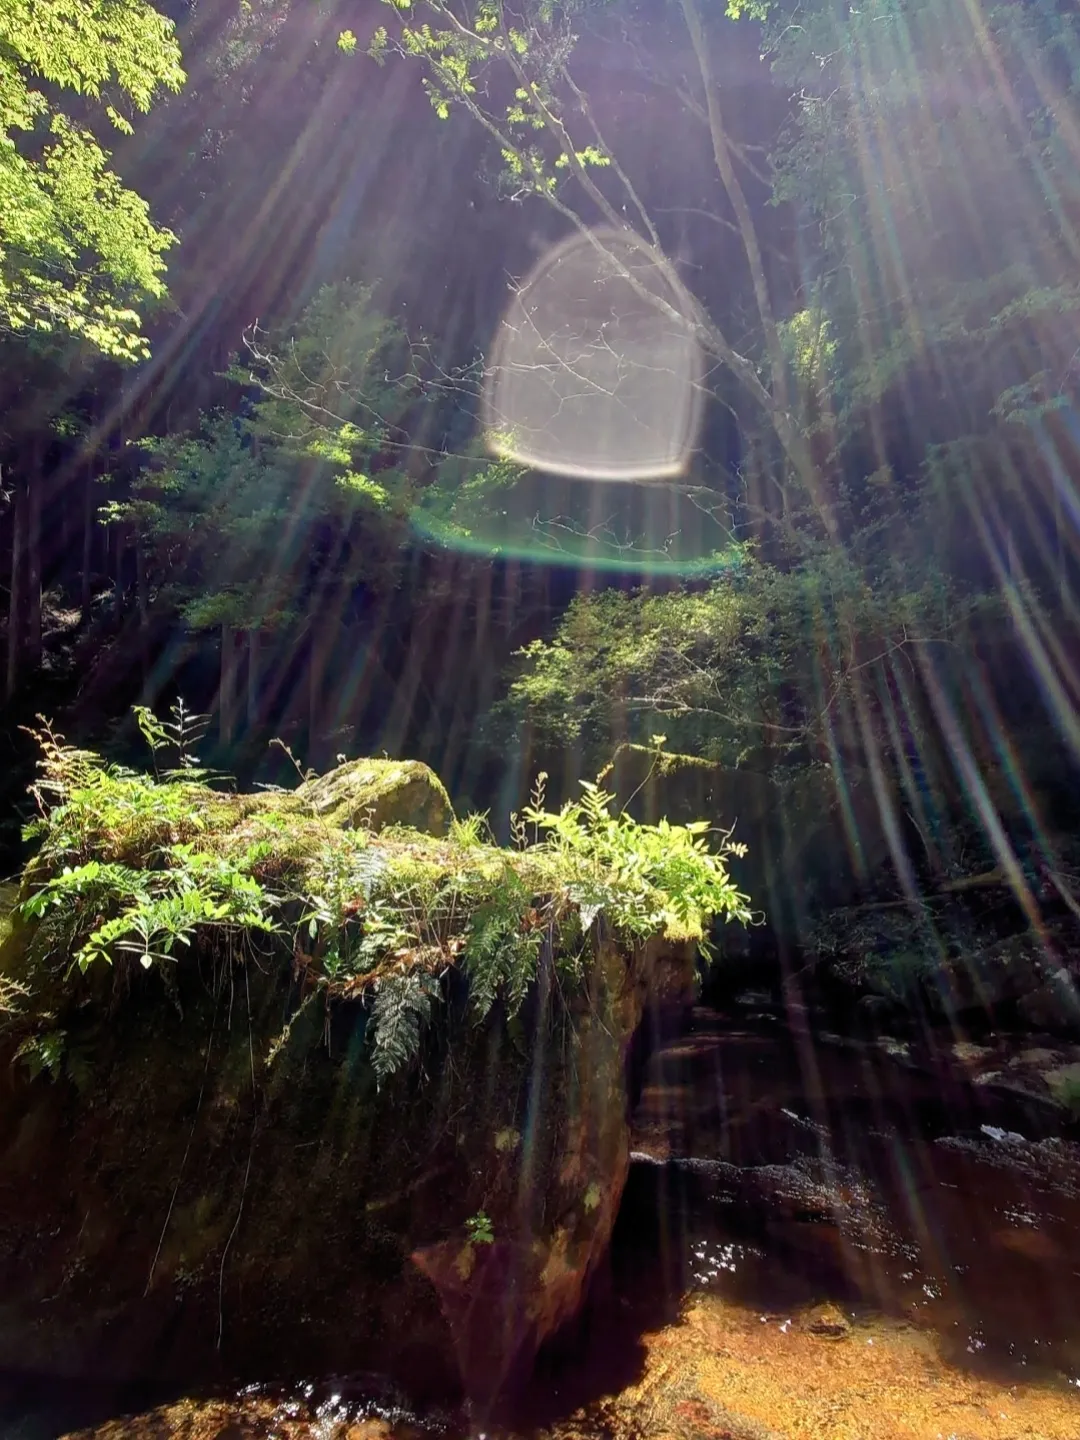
[0,755,709,1415]
[236,756,453,836]
[293,757,454,835]
[0,913,696,1414]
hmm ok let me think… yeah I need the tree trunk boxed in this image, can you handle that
[220,623,239,749]
[61,465,78,584]
[247,628,260,731]
[136,538,149,694]
[308,622,330,770]
[112,524,125,625]
[81,462,94,620]
[26,465,42,675]
[5,477,26,702]
[1053,472,1073,618]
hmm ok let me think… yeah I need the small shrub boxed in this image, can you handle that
[520,771,751,949]
[448,812,493,848]
[465,1212,495,1245]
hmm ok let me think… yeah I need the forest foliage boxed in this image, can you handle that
[3,718,750,1078]
[106,281,420,634]
[1,0,184,359]
[2,0,1080,986]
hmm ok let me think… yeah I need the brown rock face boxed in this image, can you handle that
[0,919,695,1414]
[407,935,695,1412]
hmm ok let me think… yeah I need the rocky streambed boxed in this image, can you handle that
[6,1000,1080,1438]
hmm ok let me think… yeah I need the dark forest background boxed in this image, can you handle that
[6,0,1080,1016]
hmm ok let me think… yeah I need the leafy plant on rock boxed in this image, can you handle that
[5,713,752,1081]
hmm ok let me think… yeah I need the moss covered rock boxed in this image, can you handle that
[294,757,454,835]
[235,756,453,837]
[0,747,723,1413]
[0,916,696,1413]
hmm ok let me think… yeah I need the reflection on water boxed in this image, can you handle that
[7,1007,1080,1437]
[617,1009,1080,1381]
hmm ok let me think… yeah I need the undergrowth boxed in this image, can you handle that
[3,717,752,1081]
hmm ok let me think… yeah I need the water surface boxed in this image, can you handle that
[5,1006,1080,1438]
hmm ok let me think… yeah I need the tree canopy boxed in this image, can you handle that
[0,0,184,359]
[3,0,1080,943]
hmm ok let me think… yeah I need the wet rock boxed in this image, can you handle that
[934,924,1080,1033]
[1042,1061,1080,1111]
[0,910,695,1415]
[409,934,697,1410]
[59,1389,440,1440]
[952,1040,993,1065]
[1018,965,1080,1032]
[733,991,774,1010]
[935,1131,1080,1196]
[932,1034,1080,1117]
[876,1035,911,1061]
[801,1302,851,1339]
[940,931,1046,1012]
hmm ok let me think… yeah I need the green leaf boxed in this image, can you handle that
[0,0,185,357]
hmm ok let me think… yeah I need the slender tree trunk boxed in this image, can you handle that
[1053,474,1073,618]
[26,466,42,675]
[60,465,77,588]
[112,524,125,626]
[220,623,239,749]
[254,627,303,744]
[81,462,94,620]
[136,538,149,693]
[247,628,260,731]
[308,620,331,770]
[5,477,26,702]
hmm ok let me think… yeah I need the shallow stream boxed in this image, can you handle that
[5,1004,1080,1438]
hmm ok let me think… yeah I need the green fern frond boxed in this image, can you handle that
[369,970,441,1081]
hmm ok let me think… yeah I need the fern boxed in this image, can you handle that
[369,970,440,1081]
[134,698,211,777]
[449,812,493,848]
[522,764,751,947]
[0,975,29,1016]
[300,840,390,979]
[13,719,754,1084]
[463,873,541,1021]
[13,1029,67,1081]
[22,719,106,820]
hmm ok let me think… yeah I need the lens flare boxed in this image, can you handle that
[483,226,704,482]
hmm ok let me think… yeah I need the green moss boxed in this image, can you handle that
[0,882,27,1014]
[1046,1063,1080,1114]
[3,726,751,1082]
[295,758,454,834]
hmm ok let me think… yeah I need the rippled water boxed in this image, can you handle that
[6,1006,1080,1438]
